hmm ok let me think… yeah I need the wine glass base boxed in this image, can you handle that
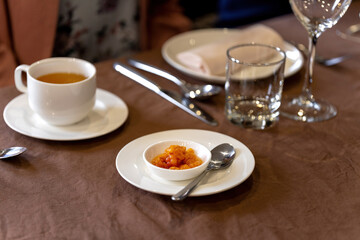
[280,96,337,122]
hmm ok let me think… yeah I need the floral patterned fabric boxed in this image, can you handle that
[53,0,139,62]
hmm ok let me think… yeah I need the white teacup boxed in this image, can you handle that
[15,57,96,126]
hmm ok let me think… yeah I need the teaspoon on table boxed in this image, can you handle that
[128,58,222,100]
[171,143,236,201]
[0,147,27,159]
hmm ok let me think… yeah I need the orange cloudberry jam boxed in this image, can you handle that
[151,145,203,170]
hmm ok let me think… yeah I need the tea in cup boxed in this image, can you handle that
[14,57,96,126]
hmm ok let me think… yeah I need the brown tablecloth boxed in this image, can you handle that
[1,3,360,239]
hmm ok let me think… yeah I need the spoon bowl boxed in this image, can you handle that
[0,147,27,159]
[128,59,222,100]
[181,82,222,100]
[171,143,236,201]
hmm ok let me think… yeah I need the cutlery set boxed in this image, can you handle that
[113,61,219,126]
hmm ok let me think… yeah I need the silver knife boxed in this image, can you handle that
[113,62,218,126]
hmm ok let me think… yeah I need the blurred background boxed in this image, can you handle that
[179,0,292,29]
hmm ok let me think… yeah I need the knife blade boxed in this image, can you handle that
[113,62,218,126]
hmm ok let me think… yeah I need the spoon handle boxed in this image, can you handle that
[128,58,184,87]
[171,168,210,201]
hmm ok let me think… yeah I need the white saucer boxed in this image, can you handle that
[3,88,128,141]
[115,129,255,197]
[162,28,304,83]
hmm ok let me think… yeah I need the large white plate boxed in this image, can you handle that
[115,129,255,197]
[162,28,304,83]
[3,88,128,141]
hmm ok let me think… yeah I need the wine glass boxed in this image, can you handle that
[281,0,352,122]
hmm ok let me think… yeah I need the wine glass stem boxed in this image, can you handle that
[302,34,318,101]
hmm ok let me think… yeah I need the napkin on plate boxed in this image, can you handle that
[176,24,284,76]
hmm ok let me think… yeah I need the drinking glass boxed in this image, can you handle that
[225,43,286,129]
[281,0,352,122]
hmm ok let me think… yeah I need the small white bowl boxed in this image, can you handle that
[143,140,211,181]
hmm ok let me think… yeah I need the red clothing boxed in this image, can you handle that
[0,0,191,87]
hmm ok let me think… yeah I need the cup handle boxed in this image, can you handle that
[14,64,30,93]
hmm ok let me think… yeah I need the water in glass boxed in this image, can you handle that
[225,43,286,129]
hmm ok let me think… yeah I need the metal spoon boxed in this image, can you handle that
[294,42,352,66]
[128,59,222,100]
[171,143,236,201]
[0,147,27,159]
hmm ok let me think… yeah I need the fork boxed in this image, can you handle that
[293,42,352,66]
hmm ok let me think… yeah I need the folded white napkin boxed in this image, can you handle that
[176,24,284,76]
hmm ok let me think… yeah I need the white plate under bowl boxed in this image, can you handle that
[3,88,128,141]
[162,28,304,83]
[115,129,255,197]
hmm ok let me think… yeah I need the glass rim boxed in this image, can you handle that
[226,42,286,67]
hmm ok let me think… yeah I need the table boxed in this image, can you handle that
[0,2,359,239]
